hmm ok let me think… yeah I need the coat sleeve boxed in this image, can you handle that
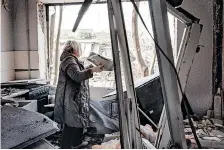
[62,58,93,82]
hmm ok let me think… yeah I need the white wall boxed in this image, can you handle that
[1,1,15,82]
[1,0,40,82]
[179,0,213,116]
[11,0,40,80]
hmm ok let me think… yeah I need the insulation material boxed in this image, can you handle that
[140,124,157,143]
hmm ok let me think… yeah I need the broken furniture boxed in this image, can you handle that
[1,79,50,113]
[1,97,37,112]
[101,74,163,129]
[1,107,58,149]
[1,79,55,148]
[17,100,38,112]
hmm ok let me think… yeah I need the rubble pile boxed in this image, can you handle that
[184,117,224,148]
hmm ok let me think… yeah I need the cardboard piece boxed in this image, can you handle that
[87,52,114,71]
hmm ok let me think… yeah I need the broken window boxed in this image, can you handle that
[47,2,180,91]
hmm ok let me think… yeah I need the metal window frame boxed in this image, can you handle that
[107,0,143,148]
[107,0,130,148]
[149,0,203,148]
[166,3,192,24]
[44,0,195,81]
[148,0,187,148]
[107,0,201,148]
[156,22,202,149]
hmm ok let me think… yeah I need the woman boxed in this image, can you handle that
[54,40,103,149]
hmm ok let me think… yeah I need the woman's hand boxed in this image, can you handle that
[85,64,94,69]
[91,65,103,73]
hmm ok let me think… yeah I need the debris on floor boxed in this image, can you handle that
[103,132,120,143]
[46,127,105,149]
[45,131,62,148]
[92,124,156,149]
[184,117,224,148]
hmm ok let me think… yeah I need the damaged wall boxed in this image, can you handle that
[179,0,213,116]
[1,0,40,82]
[1,1,15,82]
[11,0,40,80]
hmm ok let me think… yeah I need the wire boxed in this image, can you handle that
[129,0,202,148]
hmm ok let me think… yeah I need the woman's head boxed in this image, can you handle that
[63,40,82,57]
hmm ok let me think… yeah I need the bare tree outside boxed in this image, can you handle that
[149,51,156,75]
[132,2,149,77]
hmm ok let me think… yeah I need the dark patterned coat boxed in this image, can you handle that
[54,51,93,128]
